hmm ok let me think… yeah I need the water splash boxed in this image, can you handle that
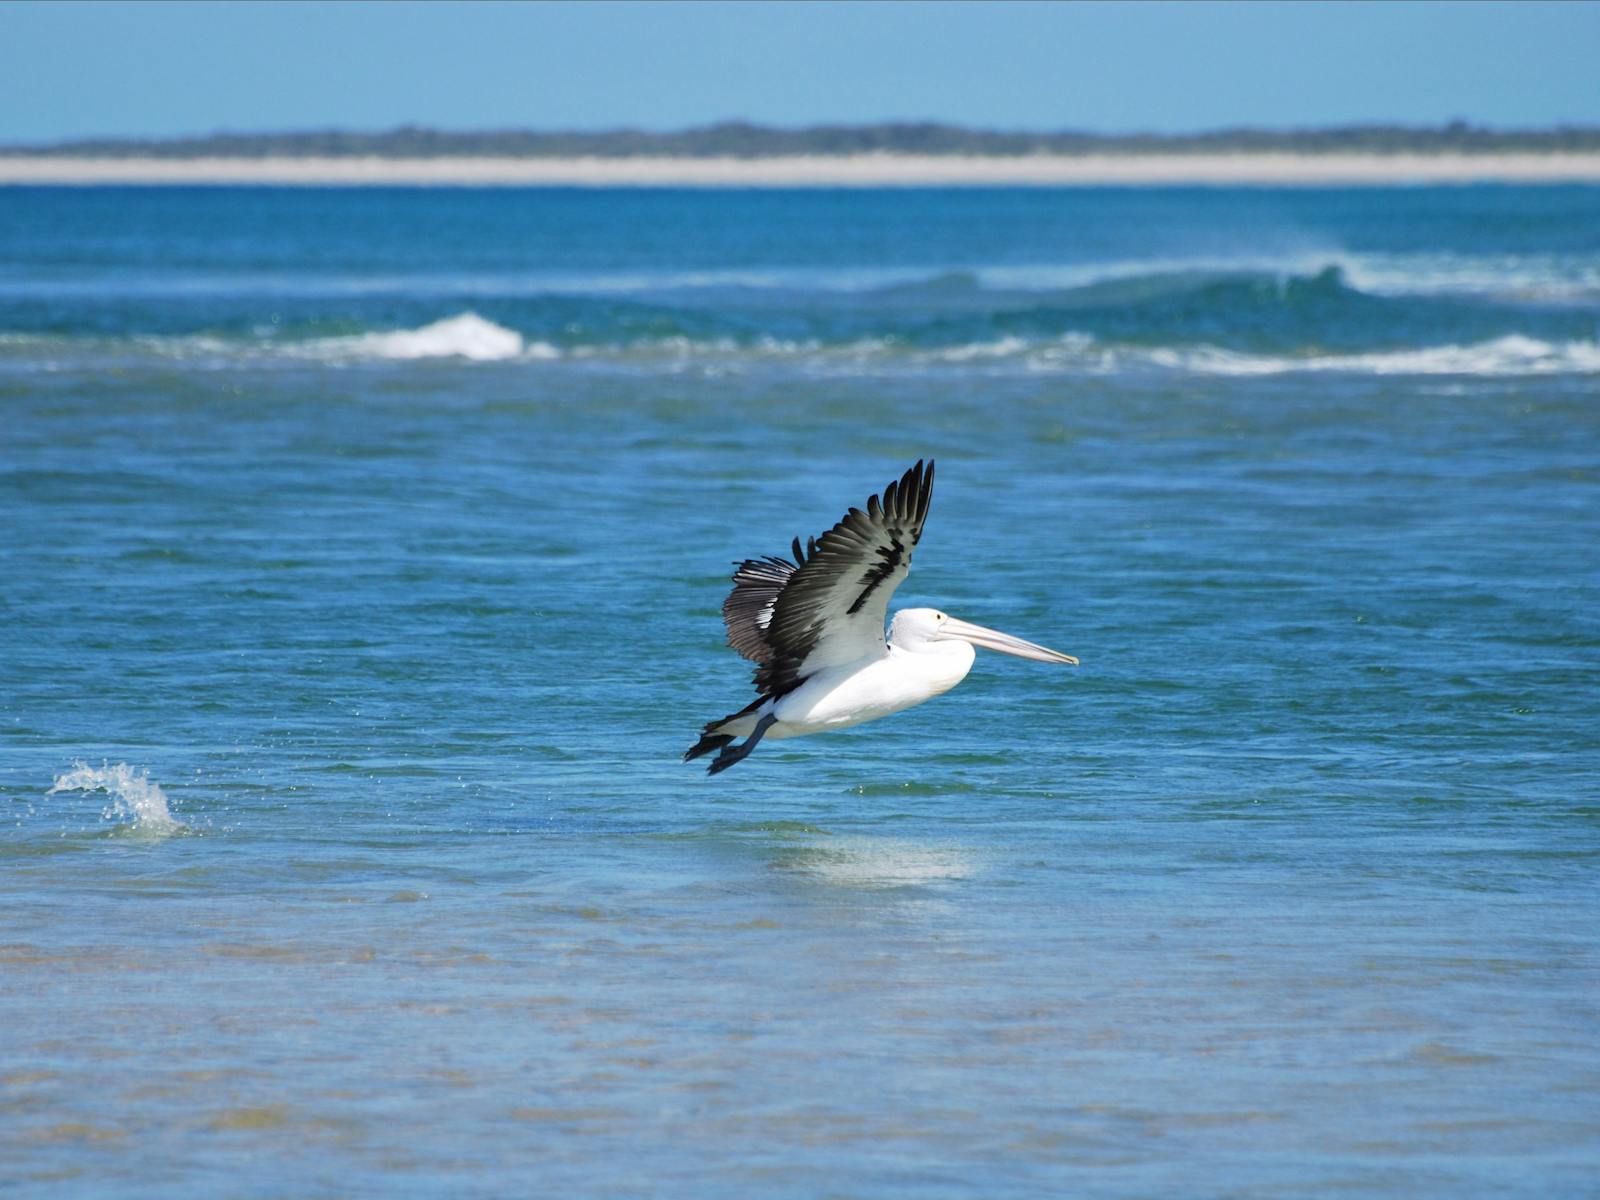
[47,762,183,834]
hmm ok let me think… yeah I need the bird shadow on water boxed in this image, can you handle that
[696,819,986,898]
[770,835,982,894]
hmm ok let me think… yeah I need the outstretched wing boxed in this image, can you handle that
[720,460,934,698]
[721,554,797,664]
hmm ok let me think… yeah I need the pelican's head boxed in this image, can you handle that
[891,608,1078,664]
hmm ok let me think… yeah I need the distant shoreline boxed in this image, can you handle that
[5,152,1600,187]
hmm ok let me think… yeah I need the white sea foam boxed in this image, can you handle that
[611,331,1600,377]
[935,335,1033,362]
[512,330,1600,378]
[1335,253,1600,302]
[315,312,527,361]
[1141,335,1600,377]
[7,323,1597,378]
[48,761,183,833]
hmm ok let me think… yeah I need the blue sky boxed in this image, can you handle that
[3,0,1598,142]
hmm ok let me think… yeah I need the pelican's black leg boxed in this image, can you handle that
[707,714,778,776]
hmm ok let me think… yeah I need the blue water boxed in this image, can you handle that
[3,185,1599,1197]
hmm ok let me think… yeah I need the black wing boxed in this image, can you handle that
[719,460,935,698]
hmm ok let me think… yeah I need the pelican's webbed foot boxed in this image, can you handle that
[707,713,777,776]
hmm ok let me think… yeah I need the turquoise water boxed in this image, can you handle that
[3,185,1599,1197]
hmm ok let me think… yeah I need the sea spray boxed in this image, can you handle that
[48,762,183,833]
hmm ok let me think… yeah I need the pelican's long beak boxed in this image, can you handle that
[940,616,1078,665]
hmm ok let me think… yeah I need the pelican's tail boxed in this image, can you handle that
[683,698,765,765]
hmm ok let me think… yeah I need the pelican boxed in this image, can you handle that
[685,460,1078,774]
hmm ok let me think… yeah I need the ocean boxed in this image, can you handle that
[3,184,1598,1197]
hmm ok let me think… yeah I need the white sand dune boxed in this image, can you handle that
[5,152,1600,187]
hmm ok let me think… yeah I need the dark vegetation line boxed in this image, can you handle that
[6,121,1600,159]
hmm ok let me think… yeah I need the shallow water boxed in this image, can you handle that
[3,186,1599,1197]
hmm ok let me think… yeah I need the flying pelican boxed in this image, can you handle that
[685,460,1078,774]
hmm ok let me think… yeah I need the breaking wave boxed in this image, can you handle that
[306,312,536,362]
[3,325,1597,377]
[3,265,1597,376]
[3,251,1596,305]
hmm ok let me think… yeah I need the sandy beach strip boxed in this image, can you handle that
[4,152,1600,187]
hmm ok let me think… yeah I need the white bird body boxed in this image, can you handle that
[722,624,977,740]
[686,461,1077,774]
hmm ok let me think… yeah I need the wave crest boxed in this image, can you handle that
[4,315,1597,378]
[317,312,528,361]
